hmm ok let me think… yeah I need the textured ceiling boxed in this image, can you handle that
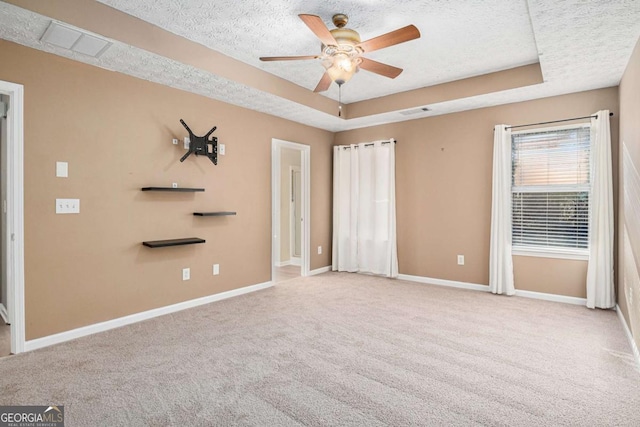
[96,0,540,104]
[0,0,639,132]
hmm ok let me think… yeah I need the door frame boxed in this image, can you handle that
[271,139,310,280]
[289,165,301,264]
[0,80,25,354]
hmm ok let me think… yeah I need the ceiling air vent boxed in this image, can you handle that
[40,21,112,58]
[399,107,431,116]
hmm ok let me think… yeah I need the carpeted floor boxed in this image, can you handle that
[274,265,302,283]
[0,272,638,426]
[0,323,9,358]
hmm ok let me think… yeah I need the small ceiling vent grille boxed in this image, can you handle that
[399,107,431,116]
[40,21,112,58]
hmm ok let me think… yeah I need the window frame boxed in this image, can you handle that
[510,122,591,261]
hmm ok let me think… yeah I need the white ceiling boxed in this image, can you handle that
[96,0,540,104]
[0,0,639,132]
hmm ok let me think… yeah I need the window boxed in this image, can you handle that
[511,124,590,258]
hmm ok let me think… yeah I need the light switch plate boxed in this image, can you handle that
[457,255,465,265]
[56,161,68,178]
[213,264,219,275]
[56,198,80,214]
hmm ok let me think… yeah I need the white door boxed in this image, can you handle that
[290,167,302,259]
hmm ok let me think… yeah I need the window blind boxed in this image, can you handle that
[511,126,590,250]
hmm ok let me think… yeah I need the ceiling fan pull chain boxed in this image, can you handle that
[338,84,342,117]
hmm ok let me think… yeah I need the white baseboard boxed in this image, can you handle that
[290,257,301,266]
[398,274,490,292]
[514,289,586,306]
[616,304,640,371]
[24,280,273,352]
[275,260,291,267]
[309,266,331,276]
[397,274,587,306]
[0,303,8,324]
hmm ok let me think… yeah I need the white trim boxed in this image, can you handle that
[616,304,640,371]
[398,274,587,305]
[275,260,291,267]
[289,165,302,261]
[24,280,273,352]
[309,266,331,276]
[513,289,586,306]
[513,246,589,261]
[398,274,490,292]
[271,139,311,283]
[0,80,25,354]
[0,302,8,324]
[289,256,301,266]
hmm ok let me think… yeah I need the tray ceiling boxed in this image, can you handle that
[0,0,639,132]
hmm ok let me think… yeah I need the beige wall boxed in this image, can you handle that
[279,147,301,263]
[0,40,333,340]
[618,36,640,350]
[335,88,619,298]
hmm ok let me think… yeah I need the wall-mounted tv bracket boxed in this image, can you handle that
[179,119,218,165]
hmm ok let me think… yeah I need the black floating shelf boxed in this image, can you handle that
[193,212,237,216]
[141,187,205,192]
[142,237,206,248]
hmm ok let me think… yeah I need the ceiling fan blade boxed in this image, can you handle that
[260,55,319,61]
[314,72,332,93]
[357,25,420,53]
[359,57,403,79]
[299,14,337,46]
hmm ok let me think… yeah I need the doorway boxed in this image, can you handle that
[0,94,9,356]
[0,80,25,355]
[271,139,310,283]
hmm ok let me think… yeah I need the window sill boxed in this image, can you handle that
[512,246,589,261]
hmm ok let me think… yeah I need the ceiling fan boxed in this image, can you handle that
[260,14,421,93]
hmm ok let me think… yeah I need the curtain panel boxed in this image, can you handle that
[489,125,515,295]
[332,140,398,278]
[586,110,615,309]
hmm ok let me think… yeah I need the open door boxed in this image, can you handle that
[0,80,25,354]
[271,139,310,283]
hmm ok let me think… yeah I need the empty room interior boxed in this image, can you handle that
[0,0,639,425]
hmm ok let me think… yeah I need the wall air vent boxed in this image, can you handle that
[40,21,112,58]
[399,107,431,116]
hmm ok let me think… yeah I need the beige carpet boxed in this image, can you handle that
[0,323,9,357]
[0,272,638,426]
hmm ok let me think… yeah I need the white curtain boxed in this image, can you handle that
[332,140,398,277]
[489,125,515,295]
[586,110,615,309]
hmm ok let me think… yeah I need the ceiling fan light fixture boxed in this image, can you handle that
[324,55,359,85]
[259,13,420,93]
[322,48,361,85]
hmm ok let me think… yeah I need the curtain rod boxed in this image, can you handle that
[505,112,614,130]
[341,140,396,149]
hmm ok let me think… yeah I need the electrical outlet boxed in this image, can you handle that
[213,264,220,275]
[182,268,190,281]
[184,136,190,149]
[172,138,179,145]
[219,144,225,155]
[317,246,322,255]
[457,255,465,266]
